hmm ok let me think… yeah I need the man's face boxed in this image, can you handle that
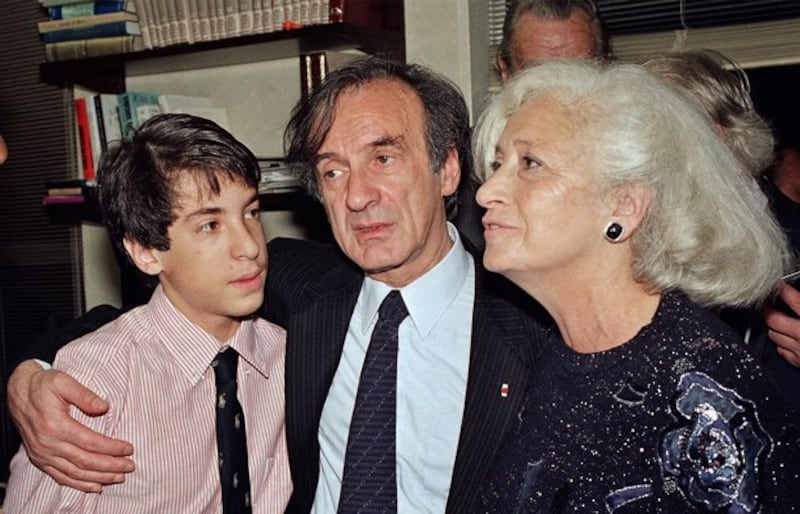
[141,175,267,341]
[314,79,460,287]
[499,10,597,81]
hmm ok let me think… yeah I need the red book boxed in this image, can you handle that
[74,97,96,180]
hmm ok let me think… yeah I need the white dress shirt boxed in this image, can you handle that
[313,223,475,513]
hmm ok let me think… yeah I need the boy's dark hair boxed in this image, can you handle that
[283,55,471,218]
[97,113,260,285]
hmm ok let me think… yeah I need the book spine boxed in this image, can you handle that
[39,11,137,32]
[97,94,123,145]
[223,0,240,38]
[153,0,172,46]
[74,97,96,180]
[309,0,321,24]
[118,93,135,140]
[43,195,86,205]
[182,0,197,43]
[43,21,140,44]
[136,0,153,48]
[49,1,128,20]
[261,0,273,32]
[298,0,310,25]
[41,0,105,8]
[251,0,263,34]
[84,95,103,170]
[196,0,212,41]
[212,0,226,39]
[238,0,253,35]
[47,187,85,196]
[272,0,285,30]
[165,0,181,45]
[44,35,139,61]
[93,94,109,154]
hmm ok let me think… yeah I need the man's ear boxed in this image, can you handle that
[497,54,510,83]
[608,183,653,241]
[439,147,461,197]
[123,238,163,277]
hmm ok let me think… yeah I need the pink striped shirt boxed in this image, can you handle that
[5,286,292,513]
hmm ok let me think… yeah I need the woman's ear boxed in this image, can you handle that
[608,183,653,242]
[123,238,163,277]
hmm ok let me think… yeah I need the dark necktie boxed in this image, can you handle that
[213,347,252,513]
[338,290,409,513]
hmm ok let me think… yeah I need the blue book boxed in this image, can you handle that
[117,92,162,140]
[42,20,140,43]
[49,1,129,20]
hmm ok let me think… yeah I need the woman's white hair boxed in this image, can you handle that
[473,59,792,308]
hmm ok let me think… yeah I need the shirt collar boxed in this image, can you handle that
[360,222,472,337]
[147,285,269,384]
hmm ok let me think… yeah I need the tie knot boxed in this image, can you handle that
[378,290,408,326]
[212,347,239,386]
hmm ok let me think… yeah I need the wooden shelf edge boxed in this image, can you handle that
[39,23,405,92]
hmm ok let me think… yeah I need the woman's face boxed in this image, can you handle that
[476,96,608,285]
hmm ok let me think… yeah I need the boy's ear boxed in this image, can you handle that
[123,238,162,276]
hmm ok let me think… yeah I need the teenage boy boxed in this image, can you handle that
[4,114,291,513]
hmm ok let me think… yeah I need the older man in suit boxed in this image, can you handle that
[7,56,546,513]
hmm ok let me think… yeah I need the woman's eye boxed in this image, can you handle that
[490,160,502,171]
[522,156,541,169]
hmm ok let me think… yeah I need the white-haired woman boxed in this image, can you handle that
[472,60,800,512]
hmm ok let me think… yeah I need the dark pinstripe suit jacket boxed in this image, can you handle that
[264,237,548,513]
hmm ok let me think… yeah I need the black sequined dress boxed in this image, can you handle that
[475,292,800,513]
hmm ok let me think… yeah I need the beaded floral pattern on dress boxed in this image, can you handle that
[660,371,770,512]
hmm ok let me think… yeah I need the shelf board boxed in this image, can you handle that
[39,23,405,92]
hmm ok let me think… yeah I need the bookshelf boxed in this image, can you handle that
[39,0,405,308]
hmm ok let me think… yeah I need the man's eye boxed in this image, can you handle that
[376,155,393,165]
[322,168,342,179]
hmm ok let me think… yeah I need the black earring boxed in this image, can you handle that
[604,222,624,242]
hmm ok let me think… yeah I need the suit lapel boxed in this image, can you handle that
[285,260,363,512]
[445,267,536,513]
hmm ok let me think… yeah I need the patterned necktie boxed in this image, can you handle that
[213,347,252,513]
[338,290,409,513]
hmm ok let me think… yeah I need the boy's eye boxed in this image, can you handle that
[245,206,261,219]
[200,221,217,233]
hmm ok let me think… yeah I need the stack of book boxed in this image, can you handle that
[39,0,143,61]
[43,179,93,206]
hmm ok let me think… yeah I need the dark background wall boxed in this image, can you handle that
[0,0,83,487]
